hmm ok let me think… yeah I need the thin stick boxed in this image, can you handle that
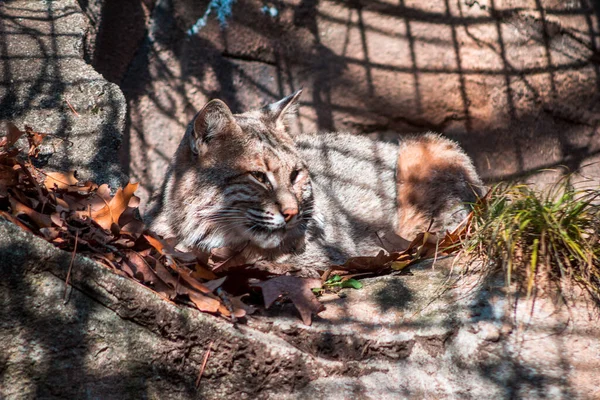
[195,340,213,389]
[64,230,78,303]
[375,231,391,252]
[65,97,80,117]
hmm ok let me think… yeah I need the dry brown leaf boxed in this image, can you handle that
[203,276,227,292]
[217,304,232,317]
[1,122,24,149]
[92,182,138,230]
[145,233,165,253]
[168,264,213,294]
[144,233,197,263]
[9,196,53,228]
[230,294,256,317]
[188,291,221,313]
[118,207,145,239]
[122,251,176,299]
[50,212,65,227]
[410,231,439,259]
[25,126,47,157]
[43,171,78,190]
[191,263,218,281]
[208,246,251,271]
[66,180,98,193]
[150,257,181,290]
[123,250,160,283]
[342,250,395,271]
[68,184,111,211]
[253,276,324,326]
[0,166,17,197]
[111,237,135,248]
[0,210,32,232]
[438,212,472,252]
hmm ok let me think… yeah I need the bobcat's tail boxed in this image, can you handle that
[395,133,484,239]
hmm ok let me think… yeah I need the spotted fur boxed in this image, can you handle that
[146,92,484,273]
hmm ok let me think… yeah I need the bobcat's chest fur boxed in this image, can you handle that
[145,92,483,271]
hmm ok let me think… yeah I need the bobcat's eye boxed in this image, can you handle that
[250,171,268,185]
[290,169,300,184]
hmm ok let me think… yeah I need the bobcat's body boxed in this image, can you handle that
[146,92,483,273]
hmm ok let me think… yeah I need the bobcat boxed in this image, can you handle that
[146,91,483,274]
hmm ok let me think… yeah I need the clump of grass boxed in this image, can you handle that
[463,177,600,303]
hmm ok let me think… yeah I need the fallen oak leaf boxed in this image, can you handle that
[17,162,46,206]
[123,250,159,282]
[120,219,145,239]
[1,122,24,149]
[188,291,221,313]
[208,245,251,271]
[43,171,79,190]
[390,258,412,271]
[50,212,65,227]
[191,263,218,281]
[217,303,232,317]
[92,182,138,230]
[342,250,395,272]
[25,126,47,146]
[69,184,111,212]
[164,261,214,295]
[0,164,18,194]
[150,256,183,292]
[118,206,145,240]
[180,274,214,295]
[110,236,135,248]
[9,196,53,228]
[50,194,71,211]
[438,212,472,253]
[230,294,256,316]
[203,276,227,292]
[410,231,439,260]
[214,288,245,320]
[67,180,99,194]
[252,276,325,326]
[144,233,197,263]
[0,210,32,232]
[144,233,165,253]
[25,126,47,157]
[122,250,175,299]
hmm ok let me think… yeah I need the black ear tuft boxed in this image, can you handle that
[265,90,302,127]
[189,99,235,154]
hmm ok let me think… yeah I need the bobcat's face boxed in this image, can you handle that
[177,92,313,250]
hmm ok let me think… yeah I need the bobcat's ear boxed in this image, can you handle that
[189,99,235,154]
[265,90,302,128]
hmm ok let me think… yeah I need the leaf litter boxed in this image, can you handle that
[0,123,470,325]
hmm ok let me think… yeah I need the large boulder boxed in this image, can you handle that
[2,217,599,398]
[0,0,126,188]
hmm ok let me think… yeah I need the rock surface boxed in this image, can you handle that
[2,218,599,399]
[0,0,126,188]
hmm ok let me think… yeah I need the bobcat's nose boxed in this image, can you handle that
[282,207,298,223]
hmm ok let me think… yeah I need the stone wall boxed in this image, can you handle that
[111,0,600,205]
